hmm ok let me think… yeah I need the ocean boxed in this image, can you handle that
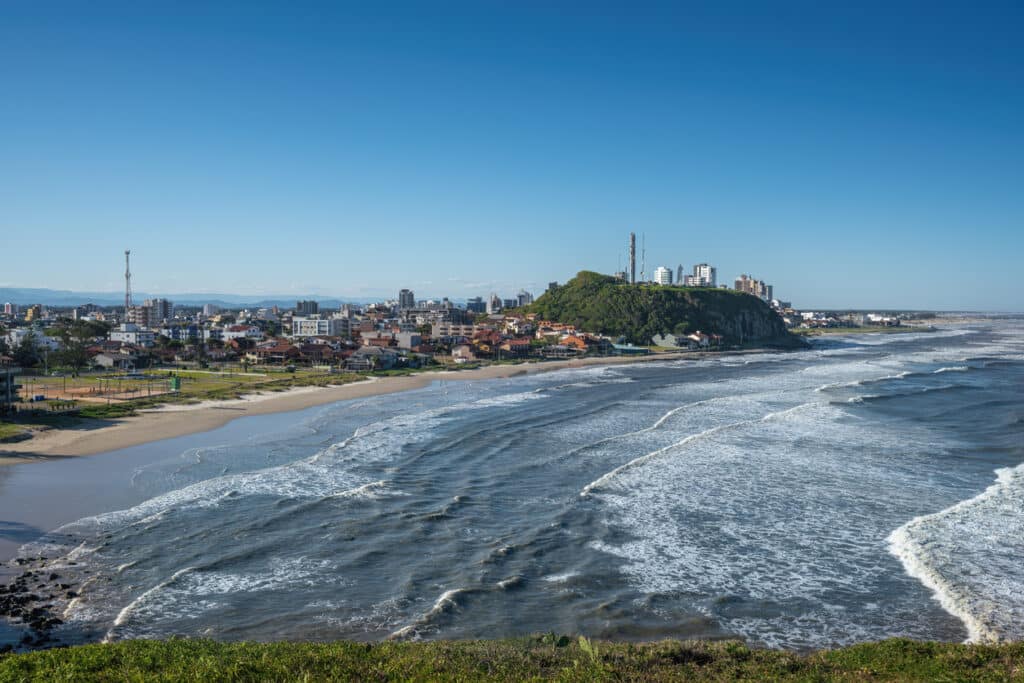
[2,319,1022,650]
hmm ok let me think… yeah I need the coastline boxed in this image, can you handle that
[0,350,743,466]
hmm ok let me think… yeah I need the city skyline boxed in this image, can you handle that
[2,3,1022,311]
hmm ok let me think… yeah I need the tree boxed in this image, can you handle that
[50,320,98,377]
[12,332,41,368]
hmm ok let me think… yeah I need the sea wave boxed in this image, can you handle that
[580,402,816,497]
[887,463,1024,643]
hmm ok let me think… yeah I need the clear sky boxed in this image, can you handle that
[2,2,1021,310]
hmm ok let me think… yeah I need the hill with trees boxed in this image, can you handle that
[525,271,804,348]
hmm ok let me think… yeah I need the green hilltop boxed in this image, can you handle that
[526,271,804,348]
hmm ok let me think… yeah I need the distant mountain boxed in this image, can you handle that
[525,271,805,348]
[0,287,369,309]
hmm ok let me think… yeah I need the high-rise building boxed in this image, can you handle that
[733,274,771,300]
[547,282,559,292]
[654,266,673,285]
[486,294,503,314]
[143,298,173,324]
[398,289,415,310]
[203,304,221,317]
[692,263,717,287]
[516,290,534,307]
[676,264,684,284]
[466,297,486,313]
[296,300,319,316]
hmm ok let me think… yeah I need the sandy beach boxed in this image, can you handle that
[0,352,719,466]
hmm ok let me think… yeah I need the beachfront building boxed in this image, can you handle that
[654,266,673,285]
[0,357,21,415]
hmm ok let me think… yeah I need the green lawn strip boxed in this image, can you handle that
[2,638,1023,681]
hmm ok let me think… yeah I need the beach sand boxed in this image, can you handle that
[0,352,725,465]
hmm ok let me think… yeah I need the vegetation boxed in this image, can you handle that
[2,637,1023,681]
[526,271,802,347]
[0,422,28,441]
[11,368,369,421]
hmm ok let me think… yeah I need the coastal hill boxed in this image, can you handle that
[526,271,805,348]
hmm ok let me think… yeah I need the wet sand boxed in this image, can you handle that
[1,352,727,465]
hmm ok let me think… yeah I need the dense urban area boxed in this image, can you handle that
[1,240,920,426]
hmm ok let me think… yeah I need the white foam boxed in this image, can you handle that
[888,463,1024,643]
[388,587,471,640]
[580,402,816,497]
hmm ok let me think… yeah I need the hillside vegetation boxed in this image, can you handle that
[2,637,1023,681]
[527,271,803,347]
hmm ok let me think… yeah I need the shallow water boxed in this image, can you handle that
[2,319,1022,650]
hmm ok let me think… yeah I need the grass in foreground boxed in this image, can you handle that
[2,637,1023,681]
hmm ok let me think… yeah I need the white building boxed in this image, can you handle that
[691,263,717,287]
[653,266,673,285]
[291,316,351,338]
[5,328,61,352]
[223,324,265,342]
[110,323,156,347]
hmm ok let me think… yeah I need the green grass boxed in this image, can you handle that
[1,637,1022,681]
[0,421,28,441]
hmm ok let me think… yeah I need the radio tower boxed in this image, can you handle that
[640,233,646,283]
[629,232,636,284]
[124,250,133,322]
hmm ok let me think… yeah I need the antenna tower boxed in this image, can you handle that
[124,250,133,321]
[640,234,646,282]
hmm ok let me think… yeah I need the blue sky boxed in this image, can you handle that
[1,2,1021,310]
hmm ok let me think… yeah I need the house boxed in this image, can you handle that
[542,344,578,358]
[294,343,334,364]
[345,346,398,371]
[395,332,422,349]
[223,324,264,342]
[94,352,138,370]
[498,338,532,356]
[560,335,588,351]
[452,345,476,363]
[249,341,301,365]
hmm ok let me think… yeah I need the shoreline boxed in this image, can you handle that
[0,350,756,466]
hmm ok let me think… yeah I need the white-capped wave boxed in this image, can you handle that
[580,402,816,497]
[888,463,1024,643]
[388,587,473,640]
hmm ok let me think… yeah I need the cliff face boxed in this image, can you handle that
[526,271,805,348]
